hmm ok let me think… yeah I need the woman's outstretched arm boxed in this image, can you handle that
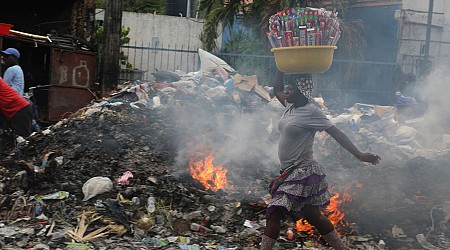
[325,125,381,164]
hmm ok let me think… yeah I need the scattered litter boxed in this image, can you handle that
[82,177,113,201]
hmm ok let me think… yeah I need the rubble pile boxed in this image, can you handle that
[0,104,271,249]
[0,50,450,249]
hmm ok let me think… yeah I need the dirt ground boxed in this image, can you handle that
[1,95,450,249]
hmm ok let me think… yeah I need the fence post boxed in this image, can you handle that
[101,0,123,96]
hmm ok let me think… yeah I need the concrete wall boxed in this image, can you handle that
[441,1,450,66]
[397,0,450,74]
[96,10,221,80]
[118,11,205,50]
[402,0,445,12]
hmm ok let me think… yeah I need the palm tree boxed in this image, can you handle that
[198,0,365,61]
[198,0,259,52]
[199,0,366,90]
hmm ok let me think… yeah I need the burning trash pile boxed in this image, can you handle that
[0,50,450,250]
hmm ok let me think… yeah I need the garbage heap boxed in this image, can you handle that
[1,51,450,250]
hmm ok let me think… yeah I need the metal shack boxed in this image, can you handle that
[0,0,97,123]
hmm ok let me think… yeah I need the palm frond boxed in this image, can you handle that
[200,0,244,51]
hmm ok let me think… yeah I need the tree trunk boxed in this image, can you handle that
[101,0,123,97]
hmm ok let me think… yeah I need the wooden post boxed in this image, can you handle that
[101,0,123,97]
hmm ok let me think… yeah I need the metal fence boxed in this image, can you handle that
[122,43,404,108]
[121,43,201,82]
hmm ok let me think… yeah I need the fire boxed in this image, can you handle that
[189,149,229,191]
[296,186,353,236]
[355,182,364,189]
[326,193,349,229]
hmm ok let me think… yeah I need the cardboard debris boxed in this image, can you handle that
[254,84,271,102]
[233,74,257,92]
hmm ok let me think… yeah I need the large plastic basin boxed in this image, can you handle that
[271,46,337,74]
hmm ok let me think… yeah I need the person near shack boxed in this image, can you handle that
[1,48,24,96]
[260,70,381,250]
[0,77,32,138]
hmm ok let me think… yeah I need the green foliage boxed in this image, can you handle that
[94,24,133,69]
[221,31,274,83]
[198,0,368,91]
[123,0,165,14]
[222,30,265,55]
[96,0,165,14]
[199,0,246,52]
[198,0,324,51]
[96,0,106,9]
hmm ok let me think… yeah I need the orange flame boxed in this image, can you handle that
[326,193,349,229]
[189,150,229,192]
[296,185,354,236]
[295,219,315,236]
[355,182,364,189]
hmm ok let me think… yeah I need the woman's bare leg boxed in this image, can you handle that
[302,205,334,234]
[303,205,350,250]
[260,208,283,250]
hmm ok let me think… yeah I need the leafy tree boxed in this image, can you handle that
[96,0,165,14]
[198,0,366,88]
[198,0,270,52]
[93,24,133,69]
[198,0,365,60]
[221,30,274,82]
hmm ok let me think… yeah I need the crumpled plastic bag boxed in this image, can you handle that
[394,125,417,144]
[198,48,235,74]
[96,198,131,231]
[205,86,227,100]
[82,177,113,201]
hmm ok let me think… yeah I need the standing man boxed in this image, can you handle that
[0,77,32,137]
[1,48,24,96]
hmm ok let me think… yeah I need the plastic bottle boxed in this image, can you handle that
[187,210,203,220]
[34,201,43,216]
[147,196,156,213]
[190,223,208,233]
[153,96,161,107]
[132,197,140,205]
[224,78,234,92]
[210,225,227,233]
[39,191,69,200]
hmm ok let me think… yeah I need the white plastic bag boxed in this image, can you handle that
[82,177,113,201]
[198,49,235,74]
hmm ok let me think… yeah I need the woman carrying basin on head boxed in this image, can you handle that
[260,70,381,250]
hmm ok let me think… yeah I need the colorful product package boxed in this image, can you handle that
[268,6,340,48]
[299,26,307,46]
[284,30,294,47]
[307,28,316,46]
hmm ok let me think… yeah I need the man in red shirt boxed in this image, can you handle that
[0,77,32,137]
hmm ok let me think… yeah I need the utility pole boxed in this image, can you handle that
[187,0,191,17]
[419,0,434,77]
[101,0,123,97]
[424,0,434,60]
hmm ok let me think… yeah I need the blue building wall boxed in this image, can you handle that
[220,4,402,107]
[318,4,402,107]
[347,5,400,63]
[221,16,255,46]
